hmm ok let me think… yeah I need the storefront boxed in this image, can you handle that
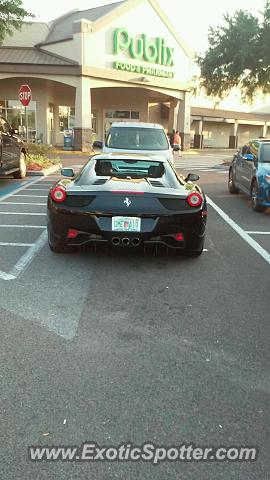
[0,0,193,151]
[191,107,270,148]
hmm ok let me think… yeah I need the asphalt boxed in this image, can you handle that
[0,154,269,480]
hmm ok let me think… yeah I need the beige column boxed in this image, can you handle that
[74,76,92,152]
[168,99,179,133]
[193,119,203,148]
[53,106,62,146]
[229,121,238,148]
[177,91,191,150]
[262,122,268,138]
[36,94,49,144]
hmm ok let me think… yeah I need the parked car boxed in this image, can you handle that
[93,122,179,163]
[228,139,270,211]
[47,153,207,256]
[0,116,27,178]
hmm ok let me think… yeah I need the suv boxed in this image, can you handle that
[0,116,27,178]
[228,139,270,211]
[101,122,179,163]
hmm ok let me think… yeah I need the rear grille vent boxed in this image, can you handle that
[93,179,107,185]
[158,198,190,211]
[149,180,164,187]
[65,195,96,207]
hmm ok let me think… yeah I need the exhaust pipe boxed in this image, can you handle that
[122,237,130,246]
[131,237,140,246]
[111,237,120,246]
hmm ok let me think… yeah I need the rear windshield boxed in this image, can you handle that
[260,143,270,162]
[95,159,165,178]
[105,127,169,151]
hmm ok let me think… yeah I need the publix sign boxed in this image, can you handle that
[113,28,175,78]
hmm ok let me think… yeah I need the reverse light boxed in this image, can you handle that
[174,232,184,242]
[187,192,203,207]
[51,186,67,203]
[265,174,270,184]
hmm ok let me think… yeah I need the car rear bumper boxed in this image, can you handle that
[47,209,206,251]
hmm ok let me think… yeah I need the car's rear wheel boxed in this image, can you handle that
[185,248,203,257]
[13,152,26,179]
[228,168,239,194]
[251,180,265,212]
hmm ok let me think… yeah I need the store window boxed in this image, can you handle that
[59,107,96,134]
[59,106,75,132]
[0,100,37,141]
[105,110,140,120]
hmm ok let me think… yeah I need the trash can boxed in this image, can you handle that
[63,129,74,150]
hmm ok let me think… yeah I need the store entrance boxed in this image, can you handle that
[104,110,140,139]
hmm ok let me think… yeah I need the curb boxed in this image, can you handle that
[27,164,61,177]
[213,164,230,170]
[54,150,94,156]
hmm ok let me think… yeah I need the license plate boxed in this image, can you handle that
[112,216,141,232]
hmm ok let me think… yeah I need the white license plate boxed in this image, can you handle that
[112,216,141,232]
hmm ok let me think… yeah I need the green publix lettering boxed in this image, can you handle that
[114,28,174,67]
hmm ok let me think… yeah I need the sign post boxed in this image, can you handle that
[19,84,32,142]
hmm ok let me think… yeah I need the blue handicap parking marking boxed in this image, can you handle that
[0,178,32,197]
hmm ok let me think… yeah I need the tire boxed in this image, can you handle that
[185,238,204,257]
[228,168,239,194]
[13,152,27,179]
[251,180,265,212]
[185,248,203,257]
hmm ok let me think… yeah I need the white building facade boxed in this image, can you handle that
[0,0,193,151]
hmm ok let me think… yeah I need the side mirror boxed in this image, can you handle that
[61,168,75,178]
[185,173,200,182]
[173,145,180,152]
[93,140,103,149]
[243,153,254,161]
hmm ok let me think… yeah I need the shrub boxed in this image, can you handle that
[26,154,61,171]
[24,142,58,156]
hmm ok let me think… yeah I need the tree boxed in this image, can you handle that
[0,0,34,44]
[197,1,270,101]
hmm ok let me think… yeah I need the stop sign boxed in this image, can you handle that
[19,84,32,107]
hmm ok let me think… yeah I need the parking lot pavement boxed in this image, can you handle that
[1,159,270,480]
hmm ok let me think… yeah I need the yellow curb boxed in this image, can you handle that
[183,150,198,155]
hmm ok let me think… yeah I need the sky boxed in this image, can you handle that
[21,0,267,53]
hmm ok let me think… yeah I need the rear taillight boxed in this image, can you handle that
[51,186,67,203]
[187,192,203,207]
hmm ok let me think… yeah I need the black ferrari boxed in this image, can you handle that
[47,154,207,256]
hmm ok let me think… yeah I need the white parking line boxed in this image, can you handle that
[0,242,35,247]
[246,231,270,235]
[1,230,48,281]
[25,188,49,191]
[207,196,270,265]
[13,194,48,198]
[0,202,46,206]
[0,212,46,216]
[0,225,46,229]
